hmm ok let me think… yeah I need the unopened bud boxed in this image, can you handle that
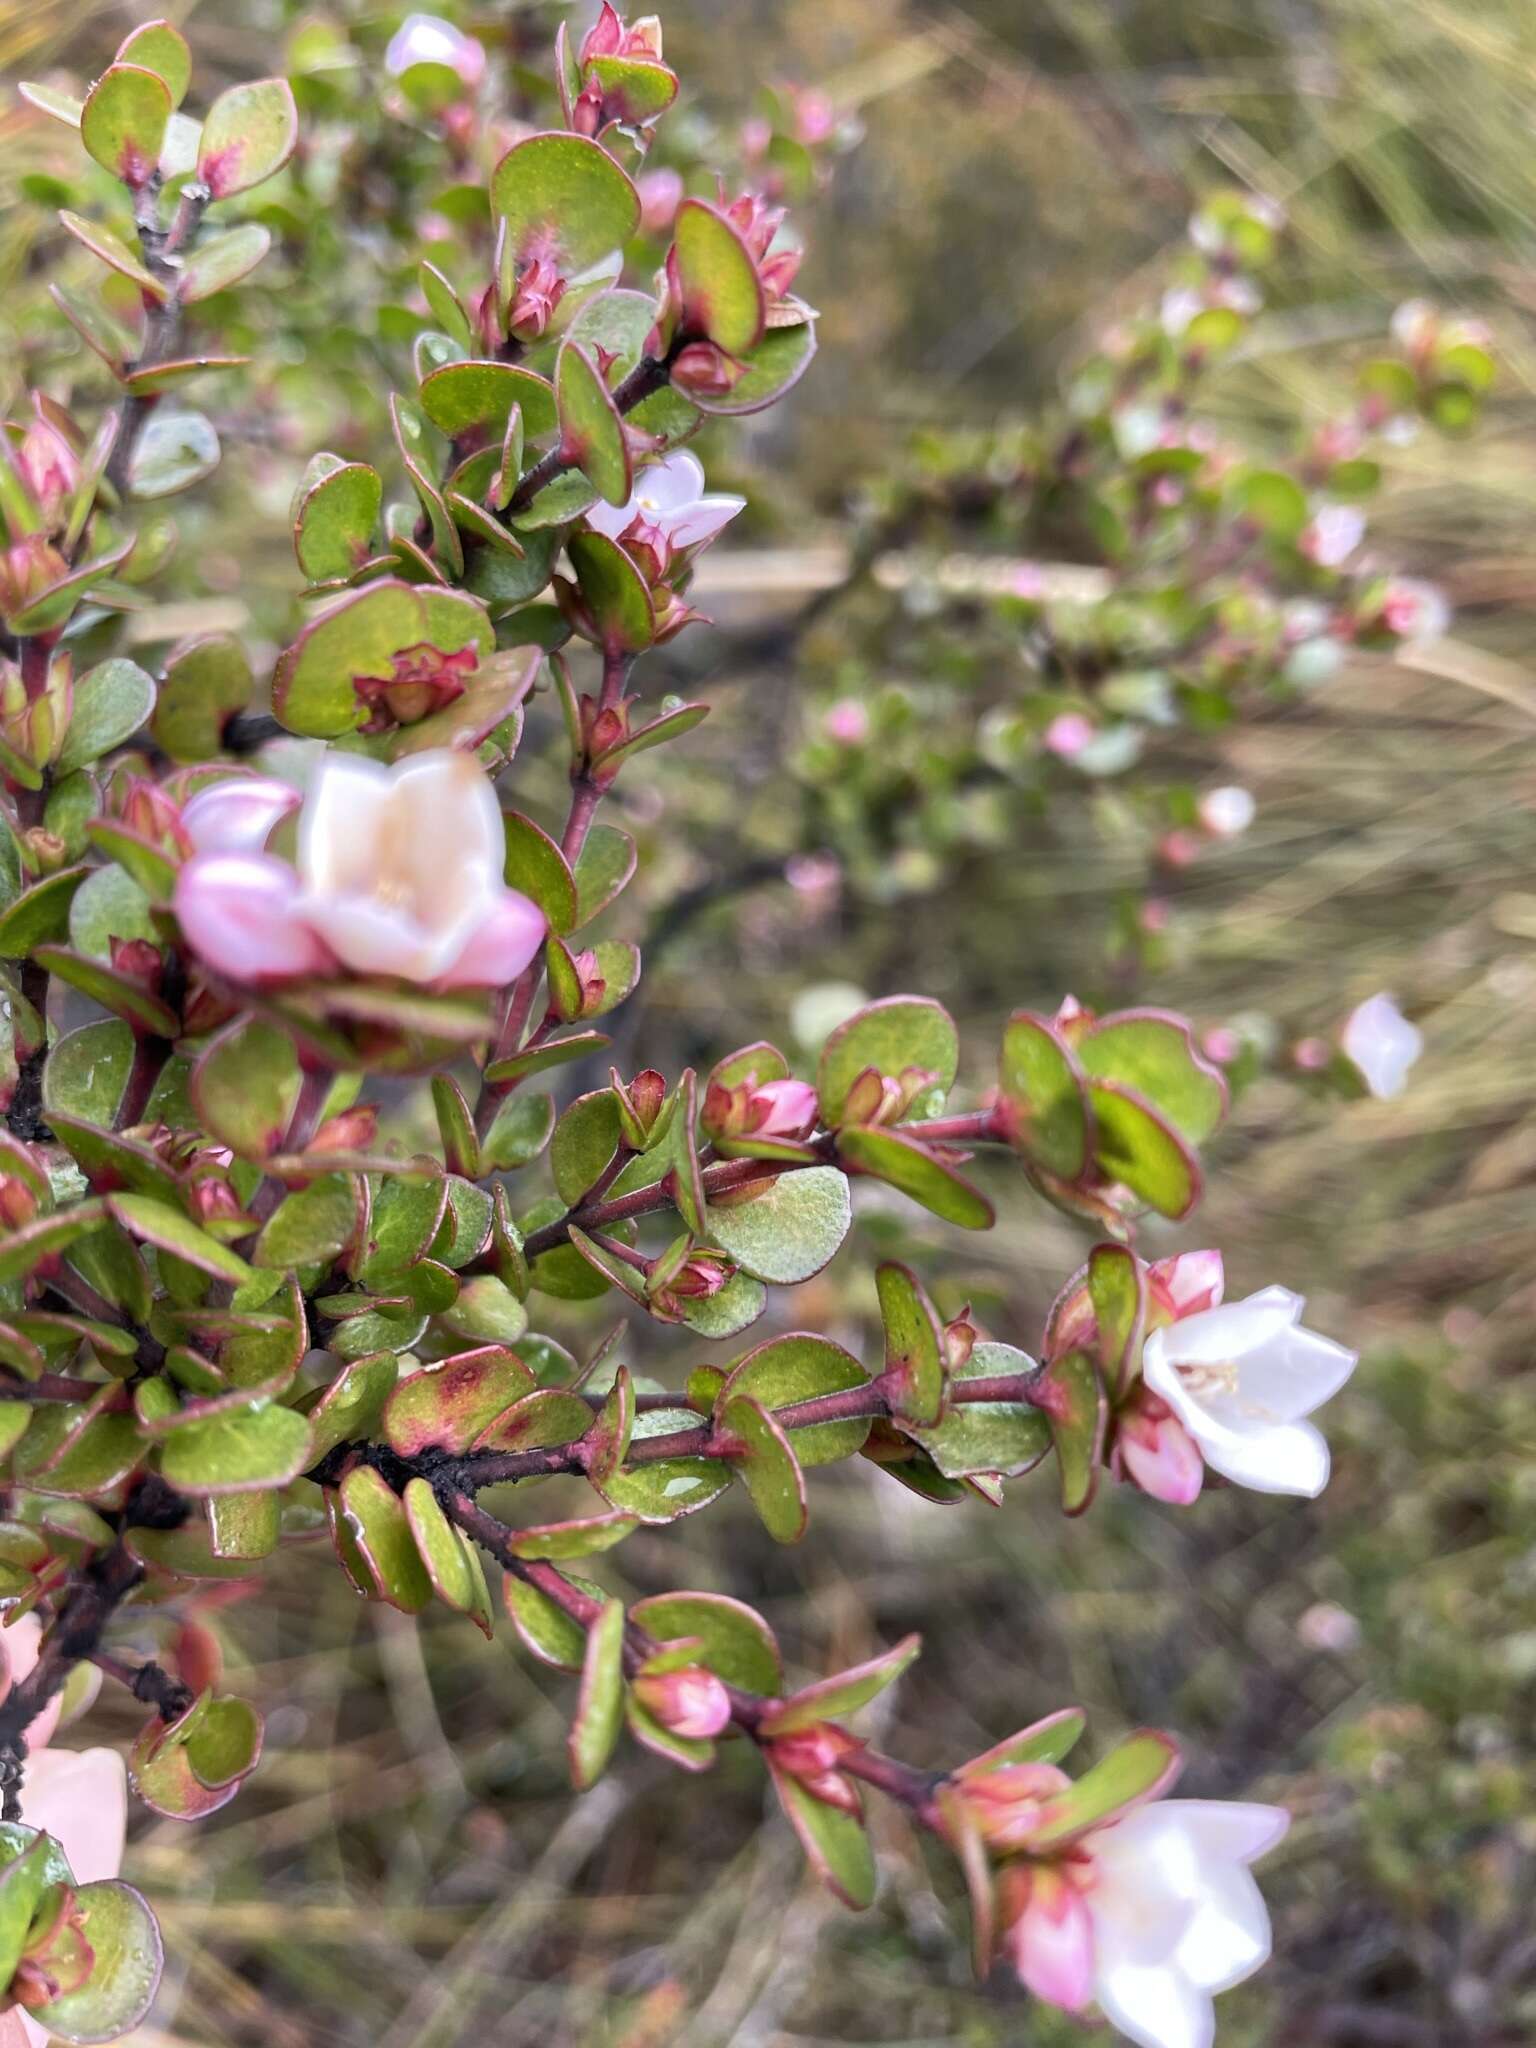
[631,1663,731,1740]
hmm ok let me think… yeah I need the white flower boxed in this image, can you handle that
[175,749,545,990]
[182,775,302,855]
[1141,1287,1358,1498]
[1196,786,1255,839]
[385,12,485,85]
[1300,503,1365,569]
[585,451,744,552]
[1341,992,1423,1100]
[1087,1800,1290,2048]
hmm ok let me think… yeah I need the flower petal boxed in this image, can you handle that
[1199,1418,1331,1497]
[0,1616,60,1753]
[297,751,392,898]
[666,493,745,549]
[635,450,705,515]
[182,776,303,856]
[1234,1325,1358,1424]
[297,888,458,982]
[435,887,547,989]
[1093,1955,1216,2048]
[175,853,331,984]
[1119,1415,1204,1506]
[21,1746,126,1883]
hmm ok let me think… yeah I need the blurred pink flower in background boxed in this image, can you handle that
[384,13,485,86]
[1043,713,1094,758]
[1341,992,1423,1098]
[0,1616,126,2048]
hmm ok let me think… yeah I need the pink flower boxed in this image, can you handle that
[636,167,684,237]
[0,1617,126,2048]
[585,452,744,558]
[181,775,302,856]
[1115,1386,1206,1506]
[1043,713,1094,759]
[999,1862,1096,2012]
[174,749,545,991]
[823,699,870,746]
[1196,786,1255,840]
[1341,992,1422,1099]
[1300,505,1365,569]
[751,1078,820,1139]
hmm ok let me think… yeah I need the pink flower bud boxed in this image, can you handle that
[768,1722,863,1813]
[751,1078,820,1140]
[637,167,684,237]
[997,1861,1096,2013]
[669,342,746,399]
[15,403,82,530]
[1114,1386,1205,1505]
[1145,1249,1224,1324]
[954,1761,1072,1852]
[507,255,566,344]
[631,1664,731,1740]
[0,535,68,624]
[174,852,334,986]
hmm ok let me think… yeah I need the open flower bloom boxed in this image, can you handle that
[0,1617,126,2048]
[174,750,546,991]
[1138,1286,1358,1498]
[585,451,744,556]
[1341,992,1423,1100]
[384,12,486,86]
[1084,1801,1291,2048]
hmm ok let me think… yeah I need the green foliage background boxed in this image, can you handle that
[5,1,1536,2043]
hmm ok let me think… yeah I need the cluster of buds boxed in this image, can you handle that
[0,396,91,635]
[563,6,677,137]
[353,642,477,732]
[0,649,72,798]
[701,1071,820,1145]
[639,1241,735,1323]
[649,192,803,401]
[839,1063,943,1128]
[762,1720,865,1815]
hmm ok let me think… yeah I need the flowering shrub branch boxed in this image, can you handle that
[0,11,1455,2047]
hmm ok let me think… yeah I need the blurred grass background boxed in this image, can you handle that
[7,1,1536,2043]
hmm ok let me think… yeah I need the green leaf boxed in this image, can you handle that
[673,199,765,354]
[957,1708,1088,1777]
[571,824,636,929]
[630,1591,780,1692]
[1087,1081,1201,1220]
[107,1193,254,1285]
[596,1406,732,1523]
[81,63,171,187]
[294,460,382,582]
[26,1879,163,2042]
[690,309,817,418]
[353,1174,448,1285]
[180,222,273,303]
[252,1173,362,1269]
[1087,1242,1146,1395]
[57,211,166,299]
[770,1768,875,1909]
[569,1595,626,1789]
[566,531,655,657]
[116,19,191,102]
[1040,1347,1105,1515]
[383,1346,535,1456]
[191,1016,301,1160]
[1078,1011,1226,1145]
[127,409,220,499]
[158,1403,312,1495]
[42,1018,132,1122]
[716,1332,868,1466]
[419,360,557,441]
[419,260,473,349]
[437,1274,529,1346]
[55,657,155,774]
[999,1010,1090,1178]
[817,996,958,1125]
[197,77,298,197]
[0,1206,109,1287]
[484,1031,609,1088]
[1025,1731,1182,1853]
[764,1634,921,1734]
[702,1166,850,1285]
[403,1478,493,1633]
[501,810,578,933]
[489,132,640,270]
[876,1262,945,1426]
[304,1352,400,1462]
[556,342,631,506]
[0,866,90,959]
[677,1268,767,1339]
[337,1463,431,1612]
[550,1089,621,1206]
[482,1090,558,1171]
[1228,467,1309,542]
[504,1571,592,1671]
[838,1124,994,1230]
[151,634,252,761]
[430,1176,494,1267]
[31,945,178,1038]
[902,1340,1049,1481]
[723,1394,806,1543]
[207,1489,281,1560]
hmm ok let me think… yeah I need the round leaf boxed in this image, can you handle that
[702,1166,850,1286]
[489,132,640,271]
[197,77,298,198]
